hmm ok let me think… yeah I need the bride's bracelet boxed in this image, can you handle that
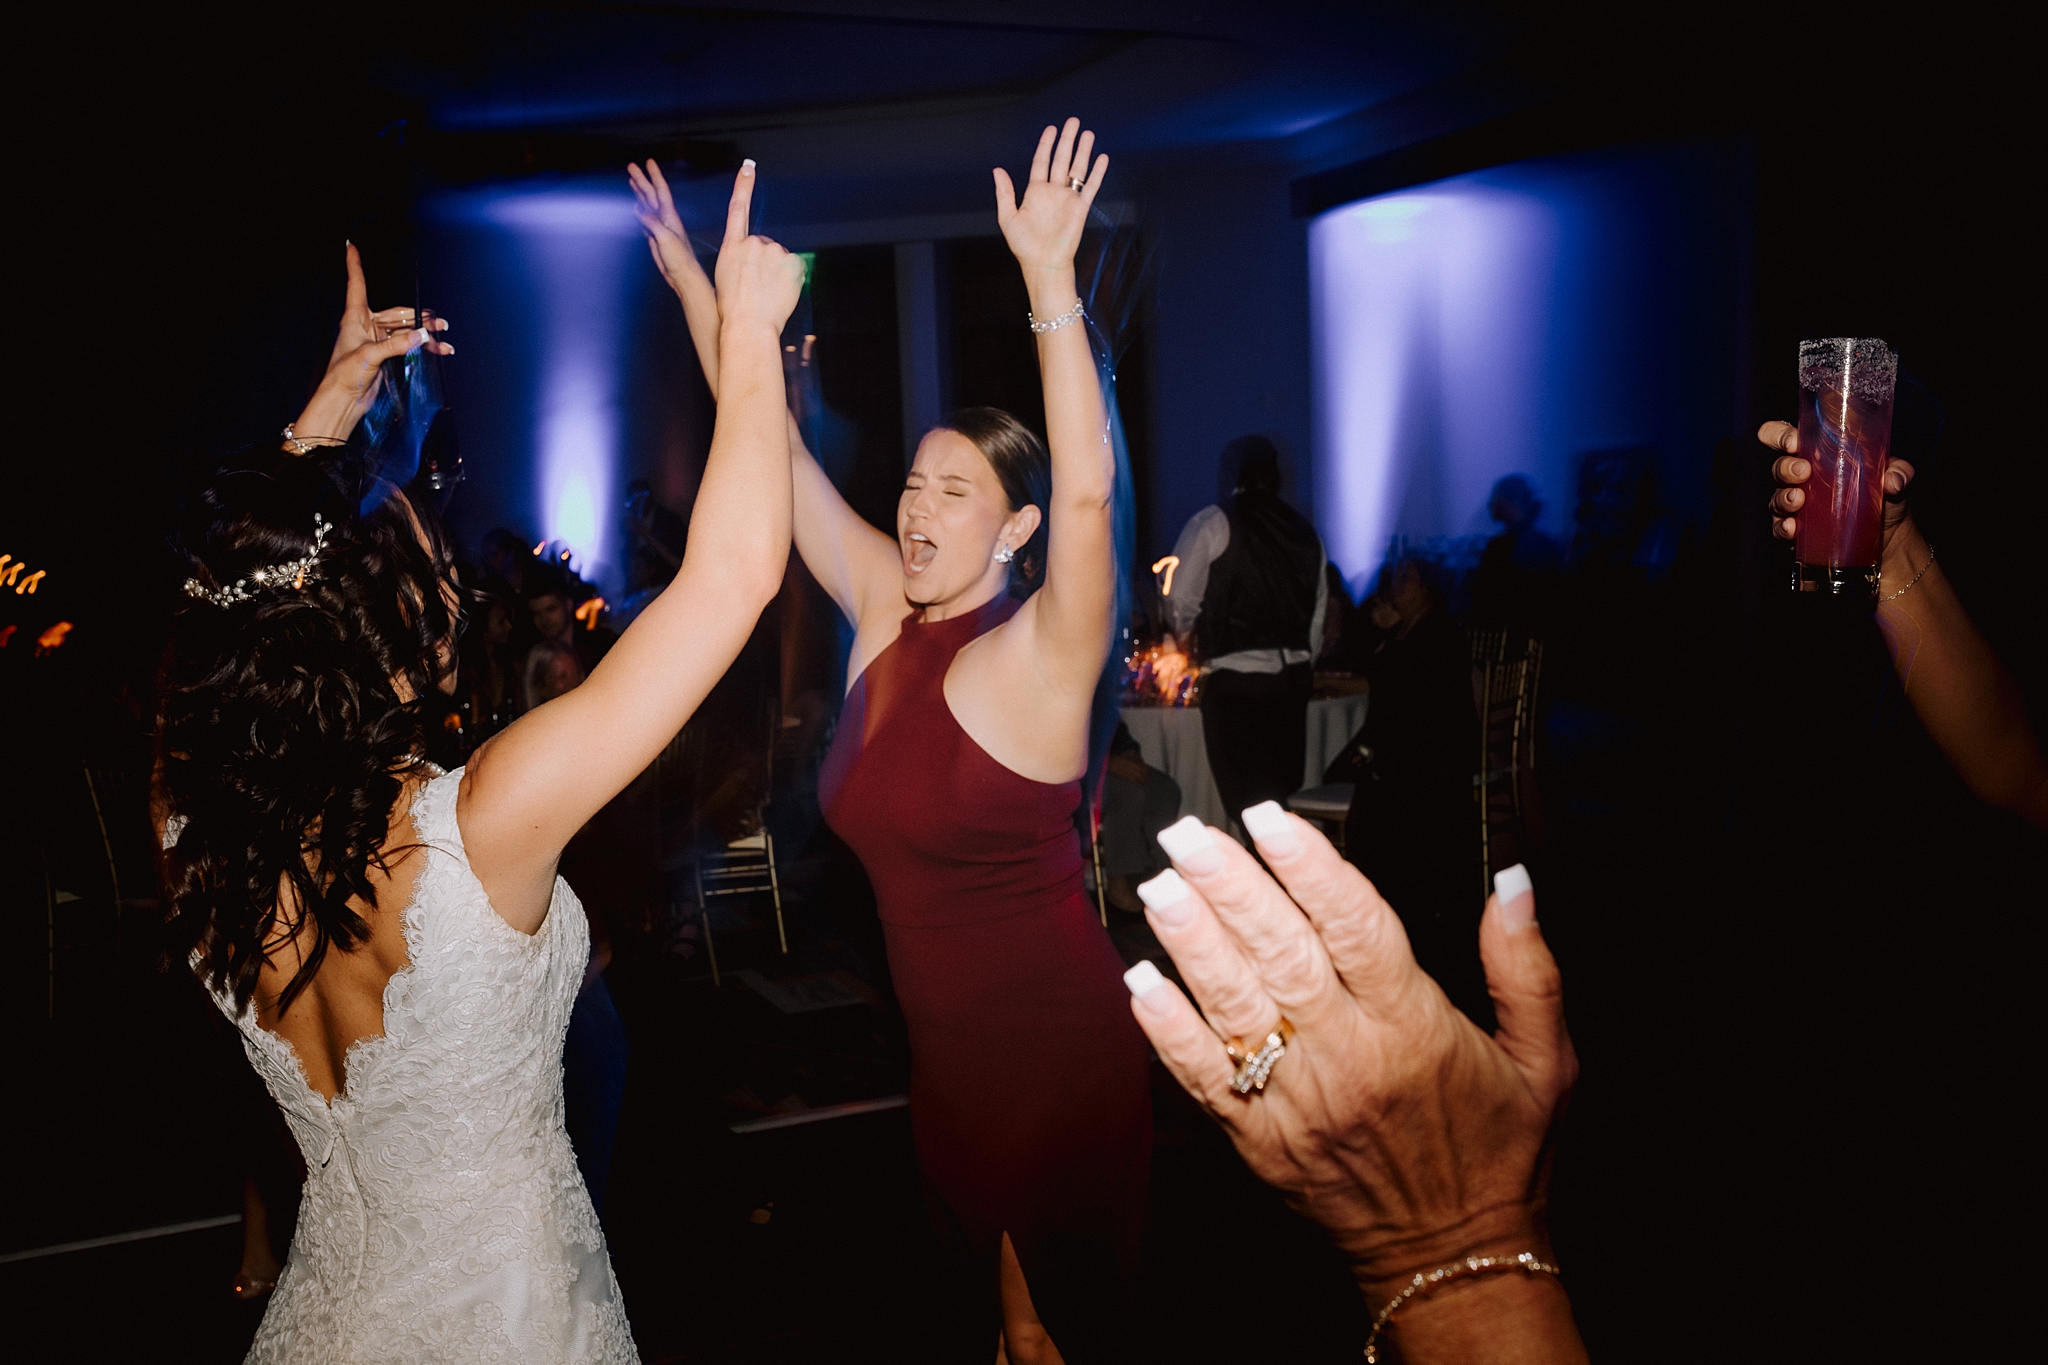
[1027,299,1086,334]
[1363,1251,1561,1363]
[282,423,348,455]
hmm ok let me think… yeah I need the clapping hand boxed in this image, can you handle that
[1126,806,1585,1360]
[994,117,1107,279]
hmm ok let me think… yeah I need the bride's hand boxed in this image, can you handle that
[288,244,452,447]
[712,162,806,338]
[993,117,1107,281]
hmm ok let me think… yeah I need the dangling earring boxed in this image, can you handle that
[993,543,1015,565]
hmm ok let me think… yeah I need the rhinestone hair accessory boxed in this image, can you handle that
[182,514,334,608]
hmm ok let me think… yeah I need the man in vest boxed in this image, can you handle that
[1166,436,1327,829]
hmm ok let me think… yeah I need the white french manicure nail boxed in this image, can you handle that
[1493,863,1535,931]
[741,158,757,171]
[1157,816,1221,874]
[1137,869,1193,925]
[1123,960,1171,1014]
[1241,801,1297,853]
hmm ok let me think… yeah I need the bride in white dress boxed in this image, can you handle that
[154,165,804,1363]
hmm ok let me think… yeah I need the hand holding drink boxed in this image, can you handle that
[1782,337,1899,598]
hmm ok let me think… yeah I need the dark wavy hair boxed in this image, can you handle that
[158,448,460,1015]
[936,407,1050,597]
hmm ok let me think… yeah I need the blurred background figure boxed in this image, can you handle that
[477,526,533,598]
[1097,721,1182,915]
[462,587,522,743]
[1336,556,1489,1027]
[1166,436,1327,825]
[616,479,689,629]
[524,558,615,694]
[1467,474,1562,638]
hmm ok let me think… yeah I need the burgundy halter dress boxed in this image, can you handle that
[821,595,1151,1352]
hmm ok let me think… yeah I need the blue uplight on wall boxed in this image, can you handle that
[435,187,641,588]
[1308,143,1747,597]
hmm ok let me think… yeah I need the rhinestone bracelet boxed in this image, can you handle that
[282,423,347,455]
[1028,299,1086,335]
[1363,1251,1560,1363]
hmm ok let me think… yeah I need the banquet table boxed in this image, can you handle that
[1120,689,1369,837]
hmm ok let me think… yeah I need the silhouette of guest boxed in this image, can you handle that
[1468,475,1562,638]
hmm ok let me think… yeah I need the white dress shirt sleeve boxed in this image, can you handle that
[1166,504,1229,637]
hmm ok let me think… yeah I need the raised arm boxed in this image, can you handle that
[995,120,1116,695]
[283,243,453,451]
[630,160,899,630]
[459,164,808,932]
[1764,420,2048,828]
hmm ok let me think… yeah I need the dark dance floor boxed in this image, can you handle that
[0,850,1367,1364]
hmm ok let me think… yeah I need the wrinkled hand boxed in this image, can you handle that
[628,159,708,297]
[993,117,1107,277]
[1761,419,1916,553]
[292,244,452,443]
[710,163,805,340]
[1126,809,1575,1300]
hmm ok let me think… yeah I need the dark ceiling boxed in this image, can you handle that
[352,1,1526,217]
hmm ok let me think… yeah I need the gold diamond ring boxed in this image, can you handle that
[1224,1018,1294,1095]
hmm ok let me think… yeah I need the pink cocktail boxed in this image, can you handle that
[1793,337,1897,597]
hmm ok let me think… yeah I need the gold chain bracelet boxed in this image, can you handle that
[1879,545,1935,602]
[1364,1251,1560,1362]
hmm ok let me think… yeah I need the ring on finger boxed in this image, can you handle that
[1224,1017,1294,1095]
[1067,176,1086,192]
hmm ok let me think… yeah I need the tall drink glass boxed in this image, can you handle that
[1793,337,1898,597]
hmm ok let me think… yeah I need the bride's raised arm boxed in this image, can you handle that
[458,163,807,932]
[629,160,900,634]
[995,119,1116,698]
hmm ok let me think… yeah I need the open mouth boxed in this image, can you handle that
[903,532,937,575]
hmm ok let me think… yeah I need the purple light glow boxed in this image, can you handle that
[1310,186,1564,597]
[431,187,639,588]
[1309,144,1747,597]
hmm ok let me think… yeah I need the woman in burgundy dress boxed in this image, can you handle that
[631,121,1149,1361]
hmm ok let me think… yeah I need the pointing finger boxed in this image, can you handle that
[723,159,757,249]
[344,242,368,314]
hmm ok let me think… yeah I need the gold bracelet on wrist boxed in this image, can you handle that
[1879,544,1935,602]
[1364,1252,1561,1363]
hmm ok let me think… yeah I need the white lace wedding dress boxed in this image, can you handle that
[202,768,639,1363]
